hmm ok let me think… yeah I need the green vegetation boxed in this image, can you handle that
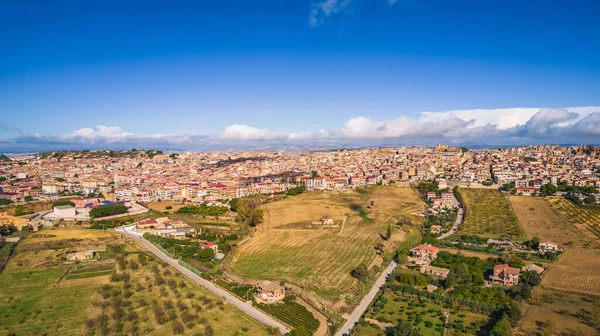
[0,199,12,206]
[89,204,129,217]
[457,188,525,241]
[254,301,319,334]
[176,204,229,216]
[0,229,269,335]
[143,233,215,261]
[52,200,75,208]
[286,186,306,196]
[0,224,18,236]
[0,154,11,162]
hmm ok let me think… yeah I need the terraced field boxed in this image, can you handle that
[226,187,425,296]
[458,188,525,241]
[548,198,600,240]
[510,196,600,295]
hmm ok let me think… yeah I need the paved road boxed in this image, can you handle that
[438,207,463,240]
[119,231,289,335]
[335,261,398,336]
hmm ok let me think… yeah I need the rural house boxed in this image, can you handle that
[490,264,520,286]
[538,240,560,253]
[410,244,440,261]
[256,281,285,303]
[200,241,218,252]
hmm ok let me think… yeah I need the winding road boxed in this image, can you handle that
[335,261,398,336]
[118,231,290,335]
[437,207,463,240]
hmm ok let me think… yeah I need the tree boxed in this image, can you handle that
[0,224,17,236]
[393,321,419,336]
[584,196,596,204]
[375,243,385,255]
[247,209,264,227]
[197,248,215,261]
[287,326,310,336]
[490,316,511,336]
[14,205,25,216]
[351,263,368,281]
[505,301,522,326]
[53,200,75,208]
[386,223,392,240]
[520,270,541,287]
[24,196,33,202]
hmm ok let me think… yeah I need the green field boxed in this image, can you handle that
[255,301,319,334]
[361,293,488,336]
[0,229,271,336]
[457,188,525,241]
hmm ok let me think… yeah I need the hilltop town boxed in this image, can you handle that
[1,145,599,206]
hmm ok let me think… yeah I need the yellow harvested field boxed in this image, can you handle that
[510,196,600,295]
[261,192,351,229]
[147,200,186,212]
[227,187,425,295]
[24,229,118,244]
[548,198,600,240]
[509,196,589,244]
[438,248,495,260]
[519,288,600,336]
[543,247,600,295]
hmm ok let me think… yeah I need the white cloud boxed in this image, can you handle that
[221,124,286,141]
[309,0,352,26]
[219,106,600,143]
[418,106,599,130]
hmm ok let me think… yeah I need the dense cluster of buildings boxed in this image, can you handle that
[1,145,599,204]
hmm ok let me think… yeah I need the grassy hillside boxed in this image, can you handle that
[0,229,270,336]
[226,187,425,300]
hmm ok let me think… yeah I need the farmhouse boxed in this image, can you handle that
[411,244,440,261]
[420,264,450,279]
[490,264,520,286]
[200,241,218,252]
[538,240,560,253]
[66,250,95,261]
[256,281,285,303]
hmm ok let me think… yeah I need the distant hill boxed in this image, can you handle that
[0,154,11,162]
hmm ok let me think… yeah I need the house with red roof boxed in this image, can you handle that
[410,244,440,261]
[490,264,520,286]
[200,241,218,252]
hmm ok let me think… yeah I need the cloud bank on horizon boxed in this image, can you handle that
[1,106,600,152]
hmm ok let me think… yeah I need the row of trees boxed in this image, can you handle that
[89,205,128,218]
[175,204,228,216]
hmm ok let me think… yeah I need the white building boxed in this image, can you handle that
[54,205,76,217]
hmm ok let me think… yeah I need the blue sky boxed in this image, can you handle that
[1,0,600,151]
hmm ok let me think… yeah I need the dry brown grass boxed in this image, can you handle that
[509,197,600,296]
[227,187,425,297]
[147,201,185,213]
[543,248,600,296]
[509,196,588,244]
[260,192,351,229]
[518,287,600,336]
